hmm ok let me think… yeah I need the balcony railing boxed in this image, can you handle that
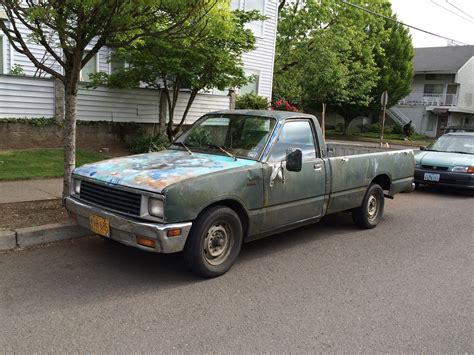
[399,93,458,107]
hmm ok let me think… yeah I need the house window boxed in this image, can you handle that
[232,0,265,37]
[240,69,259,95]
[110,52,125,74]
[81,52,97,82]
[423,84,444,95]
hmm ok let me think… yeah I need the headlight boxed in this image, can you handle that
[415,161,421,168]
[451,166,474,173]
[72,179,81,195]
[148,198,164,218]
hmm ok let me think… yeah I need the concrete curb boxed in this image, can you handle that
[0,222,90,251]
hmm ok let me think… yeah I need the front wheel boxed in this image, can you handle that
[183,206,243,278]
[352,184,385,229]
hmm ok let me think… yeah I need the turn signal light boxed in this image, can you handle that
[468,166,474,174]
[136,236,156,248]
[167,229,182,237]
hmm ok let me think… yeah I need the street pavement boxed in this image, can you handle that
[0,187,472,353]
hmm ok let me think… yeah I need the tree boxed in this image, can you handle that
[274,0,414,134]
[91,5,262,141]
[0,0,214,198]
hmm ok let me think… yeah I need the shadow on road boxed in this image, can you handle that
[414,185,473,198]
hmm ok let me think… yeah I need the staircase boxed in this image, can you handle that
[386,107,415,129]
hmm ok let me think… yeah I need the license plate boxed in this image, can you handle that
[424,172,440,182]
[89,214,110,237]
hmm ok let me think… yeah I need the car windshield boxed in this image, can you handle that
[172,114,276,160]
[427,134,474,154]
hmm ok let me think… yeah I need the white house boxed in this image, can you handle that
[389,45,474,137]
[0,1,278,124]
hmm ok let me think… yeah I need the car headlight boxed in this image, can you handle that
[451,166,474,173]
[148,198,164,218]
[415,161,421,168]
[72,179,81,195]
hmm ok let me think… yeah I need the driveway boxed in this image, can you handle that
[0,187,472,353]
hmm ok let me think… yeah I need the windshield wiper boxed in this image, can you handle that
[209,144,237,161]
[173,141,193,155]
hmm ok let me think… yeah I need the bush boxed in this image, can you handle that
[235,93,270,110]
[391,124,403,134]
[126,129,169,154]
[272,99,298,112]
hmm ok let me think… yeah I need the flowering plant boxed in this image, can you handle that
[271,99,299,112]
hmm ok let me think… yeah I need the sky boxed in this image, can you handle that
[390,0,474,48]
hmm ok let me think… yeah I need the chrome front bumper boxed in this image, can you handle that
[65,197,192,253]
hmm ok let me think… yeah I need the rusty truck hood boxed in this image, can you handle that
[73,149,255,193]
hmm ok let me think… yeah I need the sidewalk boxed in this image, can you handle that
[0,178,62,204]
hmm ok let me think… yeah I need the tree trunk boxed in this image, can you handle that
[321,102,326,140]
[159,89,167,133]
[62,66,81,199]
[343,117,354,136]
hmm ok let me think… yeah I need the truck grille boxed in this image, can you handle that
[79,180,142,216]
[421,165,449,171]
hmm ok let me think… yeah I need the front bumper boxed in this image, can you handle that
[415,168,474,189]
[65,197,192,253]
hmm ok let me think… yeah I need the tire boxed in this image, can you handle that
[183,206,243,278]
[352,184,385,229]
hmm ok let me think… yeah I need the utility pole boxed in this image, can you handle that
[380,91,388,148]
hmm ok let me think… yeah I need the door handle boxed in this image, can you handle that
[314,163,322,171]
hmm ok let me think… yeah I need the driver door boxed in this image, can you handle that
[261,119,326,232]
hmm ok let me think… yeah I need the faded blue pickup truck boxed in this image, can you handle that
[65,110,414,277]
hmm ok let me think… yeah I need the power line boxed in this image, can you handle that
[430,0,474,23]
[445,0,474,20]
[341,0,469,45]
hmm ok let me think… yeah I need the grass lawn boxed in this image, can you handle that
[0,148,110,181]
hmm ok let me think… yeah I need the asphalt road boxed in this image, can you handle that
[1,187,472,353]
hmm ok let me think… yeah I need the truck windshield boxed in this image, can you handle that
[172,114,276,160]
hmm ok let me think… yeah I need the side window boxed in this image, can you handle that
[269,120,317,161]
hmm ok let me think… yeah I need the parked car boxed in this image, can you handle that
[65,110,415,277]
[415,132,474,189]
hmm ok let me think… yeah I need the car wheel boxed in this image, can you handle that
[352,184,385,229]
[183,206,243,278]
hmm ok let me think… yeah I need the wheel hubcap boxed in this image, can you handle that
[367,195,379,221]
[204,224,232,265]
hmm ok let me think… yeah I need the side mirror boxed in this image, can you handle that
[286,149,302,172]
[420,146,426,151]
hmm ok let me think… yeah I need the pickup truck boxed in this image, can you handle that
[65,110,415,277]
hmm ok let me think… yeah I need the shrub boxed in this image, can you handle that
[126,129,169,153]
[391,125,403,134]
[272,99,298,112]
[235,93,270,110]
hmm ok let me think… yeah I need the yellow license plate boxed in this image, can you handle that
[89,214,110,237]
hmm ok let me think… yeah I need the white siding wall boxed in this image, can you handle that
[240,0,278,99]
[0,75,55,118]
[455,57,474,113]
[1,3,276,120]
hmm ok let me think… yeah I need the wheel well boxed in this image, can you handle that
[371,174,391,191]
[199,200,249,239]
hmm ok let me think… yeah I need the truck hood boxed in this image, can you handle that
[73,149,256,193]
[415,150,474,167]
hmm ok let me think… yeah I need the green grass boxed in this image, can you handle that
[0,148,110,181]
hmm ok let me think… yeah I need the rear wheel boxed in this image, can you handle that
[352,184,384,229]
[183,206,243,278]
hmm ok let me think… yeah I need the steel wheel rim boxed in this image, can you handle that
[367,194,379,221]
[203,223,233,266]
